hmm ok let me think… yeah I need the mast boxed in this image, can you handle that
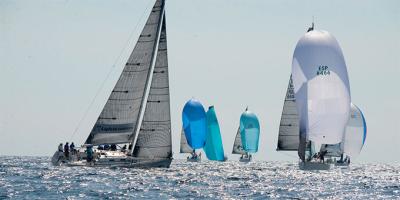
[129,0,165,154]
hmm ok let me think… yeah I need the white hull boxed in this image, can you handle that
[299,161,334,170]
[51,150,172,168]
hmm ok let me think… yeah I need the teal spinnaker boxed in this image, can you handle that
[204,106,225,161]
[240,109,260,153]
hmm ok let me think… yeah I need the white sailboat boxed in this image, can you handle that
[333,103,367,167]
[278,23,352,170]
[52,0,173,168]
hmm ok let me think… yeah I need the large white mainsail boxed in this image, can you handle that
[232,128,245,154]
[291,29,351,150]
[277,76,300,151]
[85,0,168,148]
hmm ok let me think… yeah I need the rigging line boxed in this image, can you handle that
[69,1,155,142]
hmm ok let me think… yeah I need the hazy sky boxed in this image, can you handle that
[1,0,399,163]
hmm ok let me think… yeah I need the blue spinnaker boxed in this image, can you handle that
[240,109,260,153]
[182,98,207,149]
[204,106,225,161]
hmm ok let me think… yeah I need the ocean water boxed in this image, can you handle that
[0,156,399,199]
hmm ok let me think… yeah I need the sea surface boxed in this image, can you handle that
[0,156,399,199]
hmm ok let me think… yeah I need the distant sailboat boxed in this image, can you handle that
[232,107,260,162]
[181,98,207,162]
[343,103,367,158]
[334,103,367,166]
[204,106,226,161]
[278,23,352,170]
[52,0,172,168]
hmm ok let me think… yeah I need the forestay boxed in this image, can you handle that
[291,30,351,145]
[85,0,165,145]
[277,76,300,151]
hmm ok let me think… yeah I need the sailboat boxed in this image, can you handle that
[51,0,173,168]
[181,98,207,162]
[278,23,352,170]
[232,108,260,162]
[334,103,367,166]
[204,106,227,161]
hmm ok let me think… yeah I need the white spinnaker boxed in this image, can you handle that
[342,103,366,158]
[232,127,245,154]
[180,128,193,153]
[292,30,351,145]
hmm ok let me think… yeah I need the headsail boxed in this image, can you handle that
[204,106,226,161]
[180,128,193,153]
[342,103,367,158]
[232,128,245,154]
[85,0,165,145]
[277,76,299,151]
[133,1,172,158]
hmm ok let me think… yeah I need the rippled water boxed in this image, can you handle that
[0,156,399,199]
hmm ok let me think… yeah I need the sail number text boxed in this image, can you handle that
[316,65,330,76]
